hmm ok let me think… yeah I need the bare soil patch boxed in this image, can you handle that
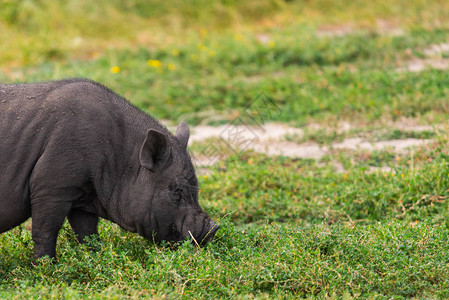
[189,122,435,167]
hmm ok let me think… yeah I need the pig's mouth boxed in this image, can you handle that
[152,219,219,247]
[189,221,220,247]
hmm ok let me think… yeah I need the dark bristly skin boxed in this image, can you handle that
[0,78,218,263]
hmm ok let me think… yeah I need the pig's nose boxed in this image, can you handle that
[200,221,220,245]
[209,221,220,236]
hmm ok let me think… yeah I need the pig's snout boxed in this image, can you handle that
[199,221,220,246]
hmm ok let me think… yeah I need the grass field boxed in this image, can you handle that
[2,0,449,298]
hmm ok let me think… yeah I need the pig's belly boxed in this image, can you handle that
[0,188,31,233]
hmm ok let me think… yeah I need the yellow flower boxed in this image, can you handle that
[168,63,176,71]
[110,66,120,74]
[197,43,206,51]
[171,49,180,56]
[209,50,216,57]
[234,34,243,41]
[268,41,275,48]
[200,28,208,37]
[147,59,162,68]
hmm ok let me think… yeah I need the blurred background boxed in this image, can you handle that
[2,0,449,126]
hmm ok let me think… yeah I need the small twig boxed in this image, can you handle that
[188,231,200,248]
[397,194,448,218]
[429,194,449,203]
[345,213,354,227]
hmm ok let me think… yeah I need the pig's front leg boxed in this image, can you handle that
[31,197,72,264]
[68,208,99,244]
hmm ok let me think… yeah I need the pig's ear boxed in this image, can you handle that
[140,129,171,172]
[175,121,190,149]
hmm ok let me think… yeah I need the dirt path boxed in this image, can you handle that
[188,122,435,167]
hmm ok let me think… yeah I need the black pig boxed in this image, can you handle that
[0,79,219,262]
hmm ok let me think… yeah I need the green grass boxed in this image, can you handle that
[3,0,449,298]
[198,141,449,226]
[2,218,449,298]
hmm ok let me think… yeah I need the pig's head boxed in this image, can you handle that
[134,122,219,246]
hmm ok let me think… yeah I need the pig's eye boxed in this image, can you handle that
[169,185,183,203]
